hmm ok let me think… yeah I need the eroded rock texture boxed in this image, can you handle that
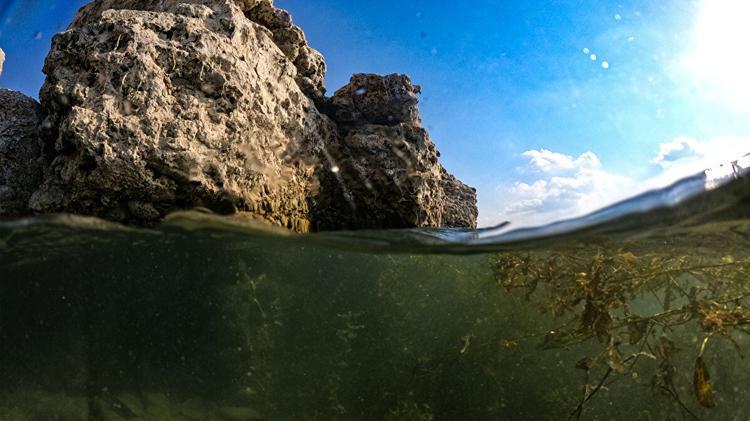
[33,0,335,231]
[316,73,478,229]
[0,89,44,217]
[1,0,477,231]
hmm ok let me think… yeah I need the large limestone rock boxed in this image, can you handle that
[316,73,478,229]
[244,1,326,100]
[0,89,44,217]
[0,0,478,230]
[68,0,326,99]
[32,0,336,230]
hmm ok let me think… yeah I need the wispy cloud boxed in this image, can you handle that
[481,137,750,228]
[483,150,634,228]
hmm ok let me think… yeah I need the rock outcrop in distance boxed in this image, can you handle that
[0,0,478,231]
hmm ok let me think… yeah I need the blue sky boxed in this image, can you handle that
[2,0,749,227]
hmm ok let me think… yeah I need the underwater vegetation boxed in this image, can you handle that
[493,232,750,419]
[1,172,750,420]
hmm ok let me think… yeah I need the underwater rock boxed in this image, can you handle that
[32,0,336,231]
[316,74,478,229]
[218,405,263,420]
[0,89,44,217]
[1,0,477,230]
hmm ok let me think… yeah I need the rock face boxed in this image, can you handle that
[32,0,334,231]
[0,89,44,217]
[315,73,478,229]
[0,0,478,231]
[440,169,478,228]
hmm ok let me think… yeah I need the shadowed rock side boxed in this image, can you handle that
[0,89,44,217]
[315,74,478,230]
[440,168,478,228]
[0,0,477,231]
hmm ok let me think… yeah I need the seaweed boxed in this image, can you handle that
[493,244,750,418]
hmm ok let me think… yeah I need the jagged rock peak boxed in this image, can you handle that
[317,73,478,230]
[331,73,422,127]
[69,0,326,99]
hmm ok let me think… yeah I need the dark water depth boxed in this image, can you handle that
[2,157,750,420]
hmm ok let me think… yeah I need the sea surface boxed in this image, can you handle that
[2,155,750,421]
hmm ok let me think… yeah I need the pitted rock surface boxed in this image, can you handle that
[0,0,478,231]
[33,0,335,230]
[440,168,478,228]
[318,74,477,229]
[331,74,421,127]
[68,0,326,99]
[0,89,44,217]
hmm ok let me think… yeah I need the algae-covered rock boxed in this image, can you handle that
[144,393,172,419]
[218,405,263,420]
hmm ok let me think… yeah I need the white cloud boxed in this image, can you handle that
[522,149,601,173]
[651,137,703,167]
[651,136,749,171]
[480,138,750,228]
[485,150,635,228]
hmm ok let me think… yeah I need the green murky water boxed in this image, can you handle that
[2,167,750,420]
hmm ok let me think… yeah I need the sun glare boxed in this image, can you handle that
[687,0,750,111]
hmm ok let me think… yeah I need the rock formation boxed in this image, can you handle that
[0,48,5,78]
[32,0,334,231]
[0,0,478,231]
[315,73,478,229]
[0,89,44,217]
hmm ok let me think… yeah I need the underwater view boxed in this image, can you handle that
[2,156,750,421]
[2,0,750,420]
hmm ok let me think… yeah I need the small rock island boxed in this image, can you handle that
[0,0,477,232]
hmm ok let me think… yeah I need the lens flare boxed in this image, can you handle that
[687,0,750,111]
